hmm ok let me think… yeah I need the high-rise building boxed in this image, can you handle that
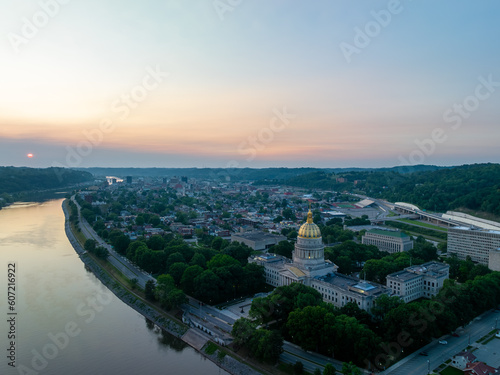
[448,226,500,266]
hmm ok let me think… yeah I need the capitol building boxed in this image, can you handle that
[249,210,390,311]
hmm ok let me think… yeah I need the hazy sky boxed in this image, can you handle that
[1,0,499,169]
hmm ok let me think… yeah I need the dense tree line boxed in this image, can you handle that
[266,164,500,217]
[122,235,265,305]
[324,241,386,275]
[0,167,93,194]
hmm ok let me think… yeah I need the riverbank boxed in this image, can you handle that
[63,199,187,336]
[62,199,264,375]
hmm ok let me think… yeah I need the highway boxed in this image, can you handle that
[71,196,155,288]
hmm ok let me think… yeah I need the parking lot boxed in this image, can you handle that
[473,336,500,368]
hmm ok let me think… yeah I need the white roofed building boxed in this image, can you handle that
[250,210,390,311]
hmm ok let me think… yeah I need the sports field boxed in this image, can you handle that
[333,202,358,209]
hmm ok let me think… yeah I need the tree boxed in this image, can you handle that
[371,294,403,322]
[283,208,296,220]
[250,329,283,362]
[273,215,284,223]
[145,280,156,301]
[129,278,138,289]
[112,234,130,254]
[211,236,224,251]
[323,364,335,375]
[155,274,186,310]
[250,283,322,324]
[94,246,109,259]
[169,262,188,285]
[147,235,165,250]
[232,318,256,348]
[339,302,371,326]
[269,240,294,259]
[150,215,161,226]
[293,361,304,375]
[190,253,206,268]
[84,239,96,252]
[287,306,330,352]
[221,243,252,265]
[180,265,204,295]
[335,255,353,274]
[193,270,222,304]
[341,362,361,375]
[166,252,186,271]
[207,254,239,269]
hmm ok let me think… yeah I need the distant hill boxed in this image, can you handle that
[262,163,500,217]
[0,167,94,194]
[76,164,444,181]
[376,163,500,216]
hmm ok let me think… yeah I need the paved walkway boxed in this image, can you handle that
[182,329,209,350]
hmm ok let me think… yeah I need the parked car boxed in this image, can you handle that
[419,351,429,356]
[452,333,460,337]
[495,332,500,338]
[439,340,448,345]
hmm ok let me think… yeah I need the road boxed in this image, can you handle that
[280,341,349,374]
[71,196,155,288]
[384,309,500,375]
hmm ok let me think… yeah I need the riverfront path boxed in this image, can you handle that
[71,196,156,288]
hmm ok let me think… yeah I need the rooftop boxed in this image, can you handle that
[317,272,388,297]
[231,231,285,242]
[367,228,410,238]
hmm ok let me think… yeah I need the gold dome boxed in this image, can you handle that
[298,210,321,239]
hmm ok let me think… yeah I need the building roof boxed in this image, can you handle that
[355,199,375,208]
[316,273,389,297]
[464,361,497,375]
[387,269,421,282]
[298,210,322,239]
[387,261,449,281]
[368,228,409,238]
[288,266,306,278]
[455,351,477,362]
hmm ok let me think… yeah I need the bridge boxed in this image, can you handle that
[390,202,461,227]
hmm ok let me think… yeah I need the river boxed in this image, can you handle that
[0,199,228,375]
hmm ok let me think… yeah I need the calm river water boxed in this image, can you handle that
[0,199,228,375]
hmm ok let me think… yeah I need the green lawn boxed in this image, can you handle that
[440,366,464,375]
[397,218,449,232]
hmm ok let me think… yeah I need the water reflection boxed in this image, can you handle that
[145,318,189,352]
[0,199,229,375]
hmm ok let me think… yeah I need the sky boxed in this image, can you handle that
[1,0,500,169]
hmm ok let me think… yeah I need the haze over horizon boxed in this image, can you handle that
[1,0,500,169]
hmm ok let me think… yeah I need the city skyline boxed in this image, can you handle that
[1,0,500,169]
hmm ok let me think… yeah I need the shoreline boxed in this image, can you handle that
[62,199,263,375]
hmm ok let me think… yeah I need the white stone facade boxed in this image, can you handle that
[386,261,449,303]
